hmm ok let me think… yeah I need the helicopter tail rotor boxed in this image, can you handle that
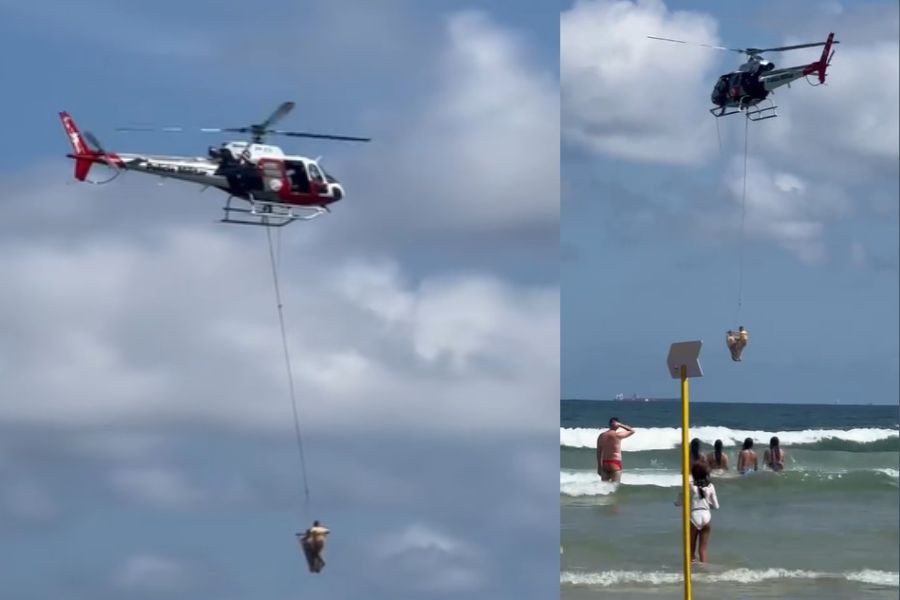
[59,112,124,184]
[812,32,837,84]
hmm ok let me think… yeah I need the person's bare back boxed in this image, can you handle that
[597,417,635,482]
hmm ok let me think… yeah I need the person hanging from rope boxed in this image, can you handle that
[726,326,749,361]
[298,520,330,573]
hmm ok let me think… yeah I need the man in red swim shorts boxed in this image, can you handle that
[597,417,636,482]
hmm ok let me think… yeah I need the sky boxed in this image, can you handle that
[0,1,559,599]
[561,0,899,404]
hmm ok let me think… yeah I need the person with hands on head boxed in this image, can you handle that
[597,416,635,482]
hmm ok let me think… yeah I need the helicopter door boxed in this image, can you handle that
[257,159,291,201]
[284,160,311,194]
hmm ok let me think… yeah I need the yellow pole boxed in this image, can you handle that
[681,364,692,600]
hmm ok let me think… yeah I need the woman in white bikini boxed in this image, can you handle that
[675,461,720,563]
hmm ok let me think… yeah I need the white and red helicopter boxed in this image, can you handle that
[60,102,370,226]
[647,32,838,121]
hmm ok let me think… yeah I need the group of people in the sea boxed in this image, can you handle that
[596,417,788,564]
[692,436,786,474]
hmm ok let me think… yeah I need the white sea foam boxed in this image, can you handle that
[560,568,899,587]
[560,426,899,450]
[560,469,681,495]
[559,467,897,492]
[874,468,900,479]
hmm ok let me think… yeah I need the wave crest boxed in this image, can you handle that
[560,426,899,451]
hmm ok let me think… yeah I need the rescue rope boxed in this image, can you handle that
[264,225,311,514]
[715,115,723,156]
[735,114,749,323]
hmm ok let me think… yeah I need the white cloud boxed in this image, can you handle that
[367,10,559,232]
[697,155,852,264]
[0,227,558,435]
[561,0,721,164]
[753,42,900,182]
[371,522,485,594]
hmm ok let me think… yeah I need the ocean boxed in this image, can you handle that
[560,400,900,600]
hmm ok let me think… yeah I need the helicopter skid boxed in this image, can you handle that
[709,98,778,122]
[709,107,743,118]
[743,103,778,121]
[221,196,327,227]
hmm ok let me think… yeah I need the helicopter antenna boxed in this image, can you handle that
[116,101,371,145]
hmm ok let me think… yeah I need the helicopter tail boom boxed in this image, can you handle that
[806,32,836,84]
[59,112,124,181]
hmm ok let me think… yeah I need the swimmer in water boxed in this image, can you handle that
[706,439,729,471]
[597,417,635,482]
[675,461,720,562]
[764,436,785,471]
[737,438,758,474]
[690,438,709,470]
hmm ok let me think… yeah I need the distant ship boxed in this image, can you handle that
[614,393,651,402]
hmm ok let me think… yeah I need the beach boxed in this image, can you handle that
[560,400,899,599]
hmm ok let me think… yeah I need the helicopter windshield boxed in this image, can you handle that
[307,163,325,184]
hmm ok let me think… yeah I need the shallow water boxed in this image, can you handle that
[560,400,899,599]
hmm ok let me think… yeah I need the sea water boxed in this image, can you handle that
[560,400,899,599]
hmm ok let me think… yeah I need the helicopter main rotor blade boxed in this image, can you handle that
[258,101,296,130]
[274,130,371,142]
[646,36,744,53]
[116,126,192,132]
[746,40,839,54]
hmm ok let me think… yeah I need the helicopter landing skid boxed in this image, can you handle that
[709,98,778,121]
[743,102,778,122]
[220,196,328,227]
[709,106,743,118]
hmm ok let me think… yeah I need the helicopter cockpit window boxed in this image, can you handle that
[308,164,325,184]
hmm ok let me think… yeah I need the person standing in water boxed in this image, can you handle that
[706,439,729,471]
[675,461,720,563]
[737,438,758,474]
[764,436,785,471]
[597,417,635,482]
[689,438,709,470]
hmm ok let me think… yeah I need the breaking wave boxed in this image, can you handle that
[560,426,899,452]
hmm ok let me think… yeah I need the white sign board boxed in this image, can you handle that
[667,340,703,379]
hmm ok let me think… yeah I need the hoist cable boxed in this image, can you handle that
[735,114,750,323]
[264,225,311,513]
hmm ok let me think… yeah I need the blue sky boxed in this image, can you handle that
[561,0,899,404]
[0,1,558,598]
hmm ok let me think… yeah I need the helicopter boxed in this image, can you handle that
[647,32,838,121]
[59,102,370,226]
